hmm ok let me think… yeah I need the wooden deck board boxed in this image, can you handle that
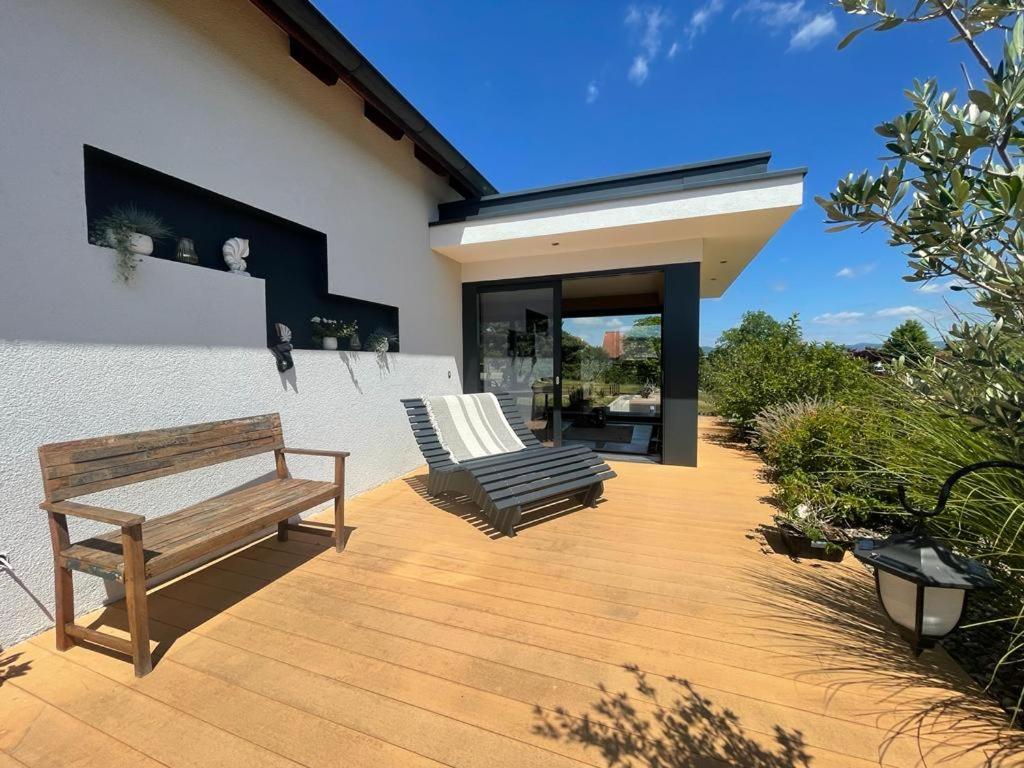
[2,419,1020,767]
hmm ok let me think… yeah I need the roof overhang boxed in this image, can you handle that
[250,0,496,197]
[430,153,805,297]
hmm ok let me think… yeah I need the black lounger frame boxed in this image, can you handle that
[402,394,615,536]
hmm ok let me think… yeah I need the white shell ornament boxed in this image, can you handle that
[222,237,250,275]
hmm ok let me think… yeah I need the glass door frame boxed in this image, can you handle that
[462,278,563,446]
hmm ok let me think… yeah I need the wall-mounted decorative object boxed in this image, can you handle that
[270,322,295,372]
[89,203,171,283]
[366,327,397,354]
[349,332,362,351]
[311,316,357,351]
[222,237,250,276]
[176,237,198,264]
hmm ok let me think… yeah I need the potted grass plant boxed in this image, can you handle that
[90,204,171,283]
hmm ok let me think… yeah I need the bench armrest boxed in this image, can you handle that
[41,500,145,528]
[280,447,350,458]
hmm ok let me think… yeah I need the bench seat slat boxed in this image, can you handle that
[60,478,338,579]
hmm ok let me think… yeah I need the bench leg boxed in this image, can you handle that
[121,524,152,677]
[47,513,74,652]
[334,456,346,552]
[334,494,345,552]
[277,520,289,542]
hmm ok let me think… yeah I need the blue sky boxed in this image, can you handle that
[315,0,974,346]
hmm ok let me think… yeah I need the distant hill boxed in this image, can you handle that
[846,343,881,352]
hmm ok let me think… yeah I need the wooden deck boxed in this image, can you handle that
[2,419,1020,767]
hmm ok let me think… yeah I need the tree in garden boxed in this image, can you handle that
[717,309,800,348]
[880,318,937,364]
[819,1,1024,449]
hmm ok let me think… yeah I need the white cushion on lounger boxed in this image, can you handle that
[424,393,526,463]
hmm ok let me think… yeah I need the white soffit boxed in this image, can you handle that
[430,172,804,297]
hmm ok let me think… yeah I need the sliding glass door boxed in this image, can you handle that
[474,282,561,445]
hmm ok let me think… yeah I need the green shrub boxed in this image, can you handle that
[755,395,892,525]
[703,311,871,432]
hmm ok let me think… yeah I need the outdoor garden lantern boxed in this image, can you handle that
[854,533,993,655]
[853,461,1013,656]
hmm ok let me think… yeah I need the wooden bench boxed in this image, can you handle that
[38,413,347,676]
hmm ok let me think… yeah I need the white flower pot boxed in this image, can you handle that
[107,229,153,256]
[322,337,338,350]
[128,233,154,256]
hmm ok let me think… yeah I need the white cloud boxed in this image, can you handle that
[687,0,725,42]
[586,80,600,103]
[667,41,680,58]
[812,311,865,325]
[624,5,672,85]
[875,305,924,318]
[730,1,836,52]
[628,55,650,84]
[734,0,806,29]
[789,13,837,49]
[835,262,876,279]
[771,281,787,292]
[916,279,968,294]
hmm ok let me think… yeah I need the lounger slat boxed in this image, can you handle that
[466,445,591,475]
[471,454,598,483]
[498,471,616,510]
[480,457,609,494]
[488,464,612,504]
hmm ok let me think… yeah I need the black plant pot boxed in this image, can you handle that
[775,520,846,562]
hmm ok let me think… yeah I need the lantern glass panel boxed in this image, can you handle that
[877,569,918,631]
[921,586,966,637]
[878,570,966,637]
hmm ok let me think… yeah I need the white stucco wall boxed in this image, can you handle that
[0,0,467,648]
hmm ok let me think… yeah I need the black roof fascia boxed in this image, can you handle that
[251,0,496,197]
[435,152,807,225]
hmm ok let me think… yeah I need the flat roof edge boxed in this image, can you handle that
[434,164,807,226]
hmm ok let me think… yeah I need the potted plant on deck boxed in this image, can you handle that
[773,504,850,562]
[90,204,171,283]
[311,316,357,350]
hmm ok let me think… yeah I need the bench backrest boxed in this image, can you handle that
[38,414,284,502]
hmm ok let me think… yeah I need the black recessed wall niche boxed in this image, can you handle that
[83,145,399,351]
